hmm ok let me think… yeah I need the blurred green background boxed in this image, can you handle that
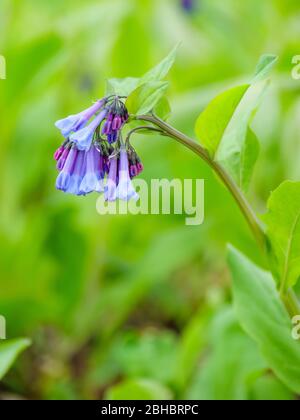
[0,0,299,400]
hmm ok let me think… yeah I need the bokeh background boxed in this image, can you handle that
[0,0,299,400]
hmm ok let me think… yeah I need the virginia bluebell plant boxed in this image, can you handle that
[54,96,142,200]
[54,50,300,325]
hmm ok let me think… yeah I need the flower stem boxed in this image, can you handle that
[137,114,265,248]
[136,114,300,317]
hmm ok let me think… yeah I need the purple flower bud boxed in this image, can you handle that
[107,113,114,122]
[54,146,65,161]
[117,148,139,201]
[104,156,118,202]
[70,109,108,151]
[56,147,71,171]
[107,132,118,144]
[112,116,122,131]
[102,120,111,136]
[103,158,110,175]
[55,99,105,138]
[130,165,138,178]
[56,148,78,192]
[137,162,144,174]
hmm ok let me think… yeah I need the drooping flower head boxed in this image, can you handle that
[102,96,129,144]
[54,95,143,202]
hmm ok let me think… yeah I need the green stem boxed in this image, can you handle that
[136,114,300,317]
[137,114,265,248]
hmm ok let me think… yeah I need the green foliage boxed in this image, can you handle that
[0,0,299,401]
[195,85,249,157]
[195,55,277,192]
[126,81,169,115]
[106,379,173,400]
[153,97,172,121]
[139,44,179,85]
[107,44,178,108]
[125,45,178,115]
[186,307,267,400]
[106,78,140,97]
[228,246,300,394]
[0,338,30,380]
[240,128,260,192]
[250,375,294,401]
[263,181,300,291]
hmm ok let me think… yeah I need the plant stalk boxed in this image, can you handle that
[136,114,300,317]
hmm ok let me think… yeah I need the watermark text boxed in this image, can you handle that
[0,315,6,339]
[292,315,300,340]
[0,55,6,80]
[96,179,205,226]
[291,55,300,80]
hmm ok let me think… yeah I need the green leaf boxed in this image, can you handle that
[239,128,260,192]
[105,77,140,97]
[0,338,31,380]
[228,246,300,394]
[263,181,300,291]
[249,375,294,401]
[254,54,279,81]
[140,44,179,84]
[153,96,172,121]
[126,81,169,115]
[186,307,267,400]
[195,55,278,191]
[105,379,173,400]
[175,308,210,394]
[105,44,178,98]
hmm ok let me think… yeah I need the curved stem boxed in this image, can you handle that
[126,126,165,144]
[136,114,265,249]
[135,114,300,317]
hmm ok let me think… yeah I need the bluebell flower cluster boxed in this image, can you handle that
[54,96,142,201]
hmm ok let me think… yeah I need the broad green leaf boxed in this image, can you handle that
[153,96,172,121]
[195,84,249,157]
[105,45,178,98]
[131,97,171,131]
[186,307,267,400]
[249,375,294,401]
[140,44,179,84]
[0,338,31,380]
[228,246,300,394]
[126,81,169,115]
[254,54,279,82]
[105,77,140,97]
[105,379,173,400]
[239,128,260,192]
[263,181,300,291]
[174,308,211,394]
[195,55,278,191]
